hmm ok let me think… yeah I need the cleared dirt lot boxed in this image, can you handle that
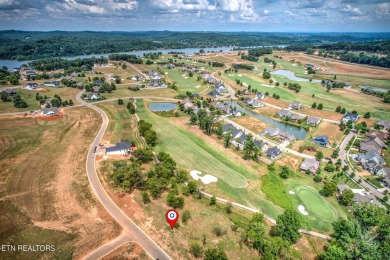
[279,52,390,80]
[0,107,119,259]
[231,115,271,133]
[311,121,345,145]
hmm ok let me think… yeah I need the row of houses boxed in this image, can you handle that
[277,108,322,126]
[222,123,270,152]
[209,83,228,98]
[264,127,296,142]
[337,184,385,208]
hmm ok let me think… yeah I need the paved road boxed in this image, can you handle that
[74,92,171,260]
[200,191,332,241]
[339,132,384,198]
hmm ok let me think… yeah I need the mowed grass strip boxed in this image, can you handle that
[137,99,255,188]
[261,171,293,209]
[162,68,207,94]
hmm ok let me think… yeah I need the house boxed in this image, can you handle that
[357,151,385,174]
[192,93,200,99]
[131,76,142,81]
[222,123,235,133]
[300,158,320,174]
[70,71,78,77]
[360,137,386,154]
[243,98,252,105]
[242,89,250,95]
[254,139,267,151]
[290,114,305,122]
[92,86,101,92]
[376,120,390,130]
[306,116,321,126]
[26,83,38,90]
[266,146,282,159]
[93,79,103,86]
[40,107,59,116]
[250,100,263,108]
[232,133,247,150]
[376,167,390,178]
[231,128,243,139]
[312,135,329,147]
[337,184,351,194]
[43,81,60,87]
[342,112,359,124]
[180,98,192,105]
[209,90,219,98]
[277,109,292,117]
[106,141,132,155]
[184,102,195,110]
[255,92,265,99]
[289,101,304,110]
[228,109,241,117]
[87,92,101,100]
[150,77,162,87]
[2,88,16,96]
[278,131,296,142]
[265,127,280,137]
[382,170,390,188]
[352,193,384,208]
[365,130,388,142]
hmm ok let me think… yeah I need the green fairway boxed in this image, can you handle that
[162,68,208,94]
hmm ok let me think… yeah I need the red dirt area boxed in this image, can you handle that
[34,110,64,121]
[280,52,390,80]
[263,97,290,108]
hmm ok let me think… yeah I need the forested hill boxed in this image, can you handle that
[1,30,390,61]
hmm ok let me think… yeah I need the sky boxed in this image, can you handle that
[0,0,390,32]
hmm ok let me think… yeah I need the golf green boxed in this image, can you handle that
[294,185,338,223]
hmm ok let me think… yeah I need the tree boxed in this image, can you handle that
[321,181,337,197]
[364,112,371,118]
[187,180,198,194]
[318,245,346,260]
[354,202,386,228]
[341,107,346,114]
[336,106,342,112]
[144,130,157,146]
[117,98,123,105]
[189,242,203,258]
[317,103,323,110]
[190,114,197,125]
[225,202,233,214]
[182,210,191,224]
[141,191,151,204]
[204,247,228,260]
[339,189,354,206]
[280,165,291,179]
[315,150,324,160]
[212,225,226,237]
[272,209,304,244]
[311,102,317,108]
[209,195,217,205]
[223,132,232,148]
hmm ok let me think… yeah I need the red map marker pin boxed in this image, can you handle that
[166,209,179,229]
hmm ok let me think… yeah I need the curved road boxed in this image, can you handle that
[75,92,171,260]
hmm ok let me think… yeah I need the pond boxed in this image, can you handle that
[360,85,389,93]
[148,102,177,112]
[227,101,307,139]
[271,70,321,83]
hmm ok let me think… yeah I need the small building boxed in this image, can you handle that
[377,167,390,178]
[376,120,390,130]
[265,127,280,137]
[357,151,385,175]
[40,107,59,116]
[254,139,268,151]
[242,89,250,95]
[289,101,304,110]
[26,83,38,90]
[266,146,282,159]
[43,81,60,87]
[256,92,265,99]
[342,112,359,124]
[87,92,101,100]
[106,141,132,155]
[277,109,292,117]
[290,114,305,122]
[131,76,142,81]
[2,88,16,96]
[382,170,390,188]
[250,100,263,108]
[300,158,320,174]
[278,131,296,142]
[360,137,386,154]
[306,116,321,126]
[209,90,219,98]
[92,86,101,92]
[312,135,329,147]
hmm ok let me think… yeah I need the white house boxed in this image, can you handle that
[40,107,59,116]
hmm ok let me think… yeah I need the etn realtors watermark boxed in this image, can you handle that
[0,245,55,252]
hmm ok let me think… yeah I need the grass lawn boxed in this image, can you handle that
[136,99,283,219]
[97,102,146,148]
[162,68,208,94]
[100,86,178,100]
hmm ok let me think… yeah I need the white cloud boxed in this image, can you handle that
[342,4,364,16]
[375,3,390,17]
[46,0,138,15]
[149,0,215,12]
[264,9,270,14]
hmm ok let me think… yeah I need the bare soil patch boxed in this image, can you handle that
[311,121,344,144]
[276,155,302,170]
[231,115,270,133]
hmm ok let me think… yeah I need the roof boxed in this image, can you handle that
[265,127,280,136]
[291,114,305,120]
[266,146,282,157]
[278,109,292,117]
[41,107,59,115]
[307,116,321,124]
[337,184,351,193]
[254,139,265,148]
[343,112,359,122]
[300,158,320,173]
[314,135,329,143]
[365,130,387,141]
[106,141,131,152]
[222,123,235,133]
[279,131,296,142]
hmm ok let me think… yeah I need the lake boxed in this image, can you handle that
[0,47,234,68]
[271,70,321,83]
[148,102,177,112]
[360,85,389,93]
[228,101,307,139]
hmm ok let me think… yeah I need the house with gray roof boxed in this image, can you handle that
[289,101,304,110]
[360,137,386,154]
[278,131,296,142]
[376,120,390,130]
[277,109,292,117]
[307,116,321,126]
[3,88,16,95]
[222,123,235,133]
[357,150,385,175]
[382,169,390,188]
[342,112,359,124]
[40,107,59,116]
[312,135,329,147]
[87,92,101,100]
[300,158,320,174]
[106,141,132,155]
[290,114,305,122]
[265,127,280,137]
[266,146,282,159]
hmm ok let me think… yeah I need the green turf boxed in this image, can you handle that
[161,68,208,94]
[261,171,293,209]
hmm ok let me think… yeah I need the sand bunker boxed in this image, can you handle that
[298,205,308,215]
[289,190,295,194]
[190,170,218,185]
[165,72,168,74]
[195,85,200,88]
[237,74,242,77]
